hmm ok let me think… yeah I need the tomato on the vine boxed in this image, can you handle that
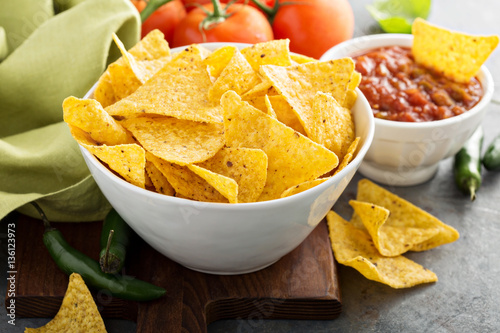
[172,3,274,47]
[131,0,187,43]
[272,0,354,59]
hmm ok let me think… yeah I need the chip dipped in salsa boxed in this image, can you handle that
[353,46,483,122]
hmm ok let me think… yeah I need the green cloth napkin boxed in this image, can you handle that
[0,0,141,221]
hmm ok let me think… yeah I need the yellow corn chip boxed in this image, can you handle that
[241,78,275,99]
[145,159,175,196]
[196,147,268,203]
[112,33,170,84]
[94,29,170,107]
[412,18,499,83]
[221,91,338,201]
[290,53,317,64]
[208,51,260,103]
[187,164,239,203]
[68,125,97,146]
[63,97,134,145]
[82,143,146,188]
[343,89,358,110]
[147,153,228,203]
[105,45,223,123]
[264,95,277,118]
[204,45,238,78]
[24,273,107,332]
[259,58,355,138]
[267,95,307,135]
[122,116,224,165]
[310,92,355,159]
[349,200,440,257]
[280,177,330,198]
[241,39,292,71]
[326,211,438,289]
[356,179,460,252]
[334,137,360,175]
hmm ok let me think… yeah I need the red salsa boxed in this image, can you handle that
[353,46,483,122]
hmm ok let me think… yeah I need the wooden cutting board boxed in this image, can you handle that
[6,214,341,332]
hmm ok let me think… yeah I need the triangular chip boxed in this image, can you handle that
[203,45,238,78]
[94,29,171,107]
[147,153,228,203]
[350,200,440,257]
[267,95,306,135]
[25,273,107,332]
[310,92,355,159]
[326,211,438,289]
[81,143,146,188]
[208,51,260,103]
[290,53,317,64]
[122,116,224,165]
[187,164,239,203]
[241,39,292,71]
[63,97,134,145]
[334,137,360,175]
[221,91,338,201]
[412,18,499,83]
[259,58,354,138]
[196,147,268,203]
[145,159,175,196]
[105,45,223,123]
[280,177,330,198]
[356,179,460,252]
[112,33,170,84]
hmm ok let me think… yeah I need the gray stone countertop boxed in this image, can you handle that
[1,0,500,332]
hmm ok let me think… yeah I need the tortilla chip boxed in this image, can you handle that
[187,164,239,203]
[147,153,228,203]
[264,95,277,118]
[326,211,438,289]
[280,177,330,198]
[122,116,224,165]
[259,58,355,138]
[241,39,292,71]
[105,45,223,123]
[63,97,134,146]
[94,30,170,107]
[412,18,499,83]
[356,179,460,252]
[204,45,238,78]
[24,273,106,332]
[267,95,307,135]
[145,159,175,196]
[241,78,275,99]
[334,137,360,175]
[196,147,268,203]
[221,91,338,201]
[290,53,317,64]
[310,92,355,159]
[82,143,146,188]
[208,51,260,103]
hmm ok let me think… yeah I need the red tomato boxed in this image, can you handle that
[272,0,354,59]
[182,0,275,12]
[172,3,274,47]
[131,0,187,43]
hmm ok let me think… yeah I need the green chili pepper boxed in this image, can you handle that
[453,127,483,201]
[483,133,500,171]
[99,209,133,274]
[31,202,166,301]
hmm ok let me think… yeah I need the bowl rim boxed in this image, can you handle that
[81,41,375,208]
[319,33,495,130]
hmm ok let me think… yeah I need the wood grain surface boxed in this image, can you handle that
[6,214,341,332]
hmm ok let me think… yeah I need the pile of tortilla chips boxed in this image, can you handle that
[327,179,460,289]
[25,273,107,332]
[63,30,362,203]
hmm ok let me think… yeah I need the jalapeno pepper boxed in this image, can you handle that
[31,202,166,301]
[483,133,500,171]
[453,127,483,201]
[99,209,133,274]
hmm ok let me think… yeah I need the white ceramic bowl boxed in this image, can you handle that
[80,43,375,275]
[320,34,494,186]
